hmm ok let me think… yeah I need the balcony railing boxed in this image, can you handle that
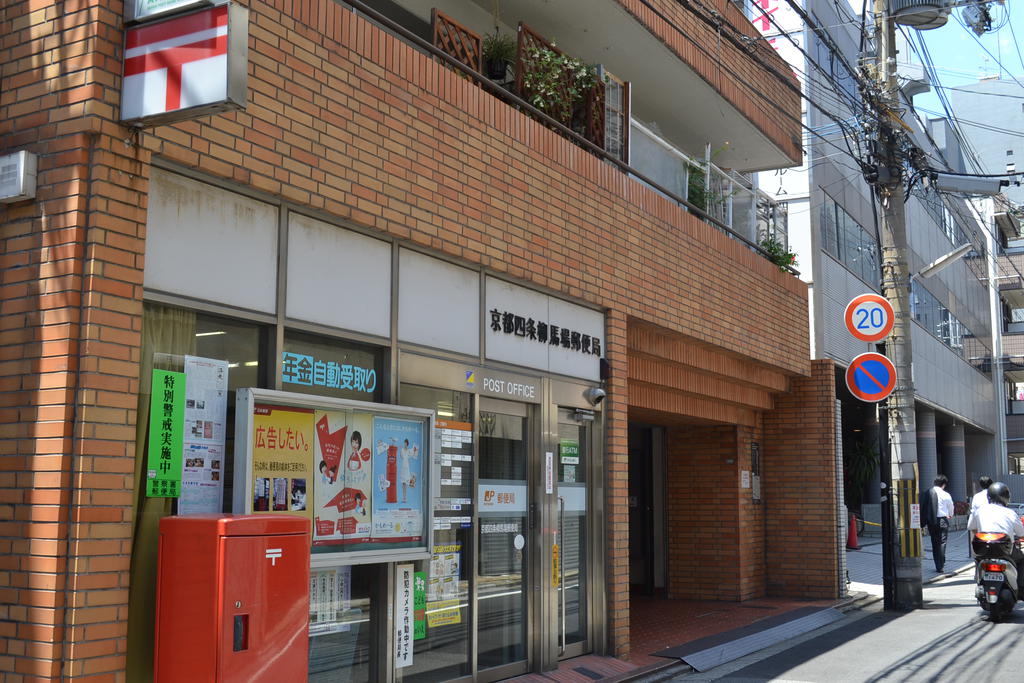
[629,120,788,246]
[343,0,798,275]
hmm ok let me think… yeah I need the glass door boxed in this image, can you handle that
[555,410,589,659]
[476,398,531,679]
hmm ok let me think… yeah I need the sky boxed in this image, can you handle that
[906,1,1024,116]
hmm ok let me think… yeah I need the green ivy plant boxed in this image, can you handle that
[758,233,797,271]
[521,45,597,127]
[687,163,708,212]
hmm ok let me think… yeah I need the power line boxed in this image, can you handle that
[953,11,1024,93]
[1005,4,1024,75]
[910,29,988,174]
[933,83,1024,100]
[631,0,873,168]
[915,105,1024,139]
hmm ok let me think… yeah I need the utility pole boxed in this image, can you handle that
[872,0,923,609]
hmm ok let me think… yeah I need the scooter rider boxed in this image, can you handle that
[968,482,1024,591]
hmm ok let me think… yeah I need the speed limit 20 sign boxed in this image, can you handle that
[844,293,894,343]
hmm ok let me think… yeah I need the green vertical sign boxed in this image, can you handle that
[413,571,427,640]
[559,439,580,464]
[146,369,185,498]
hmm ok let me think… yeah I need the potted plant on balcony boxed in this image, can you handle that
[483,31,516,81]
[521,44,597,133]
[758,233,798,271]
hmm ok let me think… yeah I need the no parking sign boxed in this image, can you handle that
[845,353,896,403]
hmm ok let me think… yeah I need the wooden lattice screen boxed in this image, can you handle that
[515,22,605,149]
[431,9,482,72]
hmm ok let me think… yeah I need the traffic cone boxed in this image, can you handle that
[847,513,860,550]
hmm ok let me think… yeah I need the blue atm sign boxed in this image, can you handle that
[846,352,896,403]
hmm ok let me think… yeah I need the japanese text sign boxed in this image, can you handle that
[396,564,414,668]
[147,369,185,497]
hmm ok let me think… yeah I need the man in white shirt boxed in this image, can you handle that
[968,482,1024,592]
[971,476,994,516]
[921,474,955,573]
[970,476,994,558]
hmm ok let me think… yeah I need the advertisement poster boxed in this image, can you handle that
[426,542,462,628]
[413,571,427,640]
[252,404,314,520]
[179,356,228,514]
[242,391,431,555]
[313,410,373,546]
[372,416,424,541]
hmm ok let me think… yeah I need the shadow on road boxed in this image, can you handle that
[723,603,1022,682]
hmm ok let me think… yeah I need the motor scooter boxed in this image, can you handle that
[973,531,1020,621]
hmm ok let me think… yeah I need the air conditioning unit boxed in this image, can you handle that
[0,151,38,203]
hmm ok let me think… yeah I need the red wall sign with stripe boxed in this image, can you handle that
[122,5,243,122]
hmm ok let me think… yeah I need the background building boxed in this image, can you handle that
[950,77,1024,208]
[751,0,1002,520]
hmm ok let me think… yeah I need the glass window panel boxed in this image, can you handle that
[477,408,528,670]
[399,385,473,683]
[309,563,376,683]
[858,227,874,284]
[557,417,587,648]
[820,195,838,258]
[841,211,860,273]
[281,330,384,403]
[629,123,688,199]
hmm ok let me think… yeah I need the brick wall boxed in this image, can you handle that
[139,0,810,374]
[762,360,841,598]
[664,423,766,601]
[736,424,766,599]
[0,0,148,678]
[605,310,630,657]
[0,0,809,677]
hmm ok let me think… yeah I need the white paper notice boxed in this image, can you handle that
[396,563,414,668]
[545,451,553,494]
[179,356,229,514]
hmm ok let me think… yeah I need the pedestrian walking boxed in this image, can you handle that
[969,475,993,557]
[971,476,993,515]
[920,474,954,573]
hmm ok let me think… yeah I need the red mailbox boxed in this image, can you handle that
[154,514,310,682]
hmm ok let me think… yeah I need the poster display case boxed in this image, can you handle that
[233,388,435,564]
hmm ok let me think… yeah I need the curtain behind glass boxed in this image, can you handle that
[126,303,196,682]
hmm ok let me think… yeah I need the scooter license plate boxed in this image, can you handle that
[983,572,1004,581]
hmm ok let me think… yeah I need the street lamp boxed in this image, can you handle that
[911,243,973,281]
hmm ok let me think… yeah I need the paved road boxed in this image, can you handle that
[671,573,1024,682]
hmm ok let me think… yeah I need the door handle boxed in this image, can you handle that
[558,495,566,655]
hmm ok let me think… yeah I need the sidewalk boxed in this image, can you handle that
[506,529,975,683]
[846,526,975,597]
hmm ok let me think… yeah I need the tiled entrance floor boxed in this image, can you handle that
[503,591,837,681]
[503,654,640,682]
[627,591,835,669]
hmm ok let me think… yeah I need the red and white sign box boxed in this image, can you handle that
[121,4,247,125]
